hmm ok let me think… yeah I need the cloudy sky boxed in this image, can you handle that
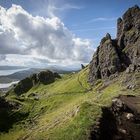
[0,0,140,69]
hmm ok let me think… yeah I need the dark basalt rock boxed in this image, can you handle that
[81,64,85,69]
[90,95,140,140]
[0,97,22,132]
[89,33,123,83]
[53,72,61,79]
[117,5,140,67]
[117,18,123,39]
[30,73,38,85]
[38,70,55,84]
[14,77,33,95]
[0,97,12,108]
[89,5,140,84]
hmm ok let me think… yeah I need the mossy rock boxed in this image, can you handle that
[30,73,38,85]
[54,72,61,79]
[38,70,55,84]
[14,77,33,95]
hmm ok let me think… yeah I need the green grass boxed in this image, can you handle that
[0,129,25,140]
[0,67,139,140]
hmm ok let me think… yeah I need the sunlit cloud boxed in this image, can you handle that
[0,4,93,68]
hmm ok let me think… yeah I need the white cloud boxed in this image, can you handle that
[0,4,93,68]
[51,4,83,11]
[47,4,83,17]
[0,54,6,61]
[0,54,50,67]
[88,17,117,23]
[35,0,83,18]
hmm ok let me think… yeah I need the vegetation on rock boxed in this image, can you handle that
[14,70,61,95]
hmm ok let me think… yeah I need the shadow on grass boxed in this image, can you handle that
[0,108,29,132]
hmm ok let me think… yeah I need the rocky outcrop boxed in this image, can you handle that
[90,95,140,140]
[89,5,140,84]
[0,97,21,132]
[117,5,140,67]
[14,77,33,95]
[81,64,85,69]
[0,97,12,109]
[14,70,61,95]
[89,33,123,83]
[37,70,55,84]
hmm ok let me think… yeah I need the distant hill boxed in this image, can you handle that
[0,68,79,83]
[0,68,38,83]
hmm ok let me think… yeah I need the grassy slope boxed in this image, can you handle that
[0,67,139,140]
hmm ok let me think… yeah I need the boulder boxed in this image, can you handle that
[14,77,33,95]
[38,70,55,84]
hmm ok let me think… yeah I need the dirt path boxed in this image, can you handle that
[77,73,92,92]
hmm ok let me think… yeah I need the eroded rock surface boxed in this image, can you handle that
[89,5,140,84]
[90,95,140,140]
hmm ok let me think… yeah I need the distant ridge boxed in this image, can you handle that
[0,68,79,83]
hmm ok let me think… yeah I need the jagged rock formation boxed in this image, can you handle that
[81,64,85,69]
[89,5,140,84]
[14,70,61,95]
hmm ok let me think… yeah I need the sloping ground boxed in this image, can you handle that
[0,67,139,140]
[91,95,140,140]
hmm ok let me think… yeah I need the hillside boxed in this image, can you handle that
[0,69,37,83]
[0,67,139,140]
[0,5,140,140]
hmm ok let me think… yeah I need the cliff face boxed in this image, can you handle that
[117,5,140,67]
[89,5,140,84]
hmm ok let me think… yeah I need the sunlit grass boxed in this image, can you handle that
[0,68,139,140]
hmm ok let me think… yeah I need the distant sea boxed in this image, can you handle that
[0,81,19,89]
